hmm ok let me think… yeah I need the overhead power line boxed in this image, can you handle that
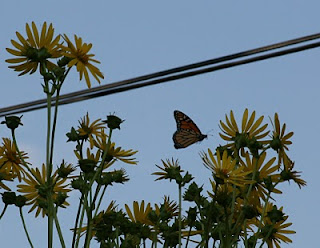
[1,32,320,117]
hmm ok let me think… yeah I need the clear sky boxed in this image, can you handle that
[0,1,319,247]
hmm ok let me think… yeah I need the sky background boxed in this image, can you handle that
[0,1,319,247]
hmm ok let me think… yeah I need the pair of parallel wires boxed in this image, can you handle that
[1,32,320,117]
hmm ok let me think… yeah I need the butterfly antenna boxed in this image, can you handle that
[206,129,214,137]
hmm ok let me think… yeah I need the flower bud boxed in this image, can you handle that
[267,206,284,223]
[57,56,72,67]
[103,114,124,130]
[1,115,23,131]
[78,159,96,173]
[57,160,75,178]
[54,192,68,207]
[2,191,17,205]
[15,195,27,208]
[66,127,80,142]
[270,136,282,151]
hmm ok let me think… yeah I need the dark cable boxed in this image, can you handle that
[1,33,320,117]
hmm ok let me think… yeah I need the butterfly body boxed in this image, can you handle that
[173,110,207,149]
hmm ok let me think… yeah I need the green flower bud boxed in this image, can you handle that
[38,47,51,61]
[96,172,113,186]
[247,137,263,158]
[54,192,68,207]
[267,205,285,223]
[35,184,51,198]
[280,169,291,181]
[78,159,96,173]
[71,178,88,193]
[270,136,282,151]
[113,170,129,184]
[186,207,197,223]
[42,72,55,82]
[234,132,248,150]
[52,66,65,80]
[66,127,80,142]
[147,210,159,223]
[215,190,232,207]
[25,47,38,61]
[15,195,27,208]
[57,160,75,178]
[37,198,48,211]
[182,172,193,186]
[183,182,203,202]
[263,176,274,192]
[2,192,17,205]
[1,115,23,131]
[57,56,72,67]
[103,114,124,130]
[242,205,259,219]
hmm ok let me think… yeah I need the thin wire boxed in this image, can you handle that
[1,32,320,117]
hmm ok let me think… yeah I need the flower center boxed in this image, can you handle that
[76,50,89,64]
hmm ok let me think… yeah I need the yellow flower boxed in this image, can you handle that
[108,143,138,165]
[219,109,269,150]
[62,34,104,88]
[78,113,105,148]
[241,152,281,203]
[270,113,294,164]
[201,149,252,187]
[74,201,117,236]
[154,196,179,217]
[125,200,153,225]
[281,157,306,188]
[74,147,101,163]
[152,158,182,181]
[6,22,61,76]
[17,164,70,217]
[258,204,296,248]
[94,132,138,165]
[0,169,15,191]
[208,178,237,198]
[263,217,295,248]
[0,138,29,181]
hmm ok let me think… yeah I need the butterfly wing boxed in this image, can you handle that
[173,129,202,149]
[173,110,207,149]
[174,110,202,133]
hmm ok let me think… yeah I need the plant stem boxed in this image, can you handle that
[20,207,34,248]
[75,197,86,248]
[11,131,39,183]
[94,185,107,217]
[178,184,182,248]
[84,128,113,247]
[83,191,92,248]
[53,207,66,248]
[185,225,192,248]
[0,205,7,219]
[46,89,54,248]
[49,86,61,173]
[72,195,84,248]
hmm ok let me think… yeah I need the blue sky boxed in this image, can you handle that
[0,1,319,247]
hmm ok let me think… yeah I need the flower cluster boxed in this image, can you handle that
[1,22,305,248]
[6,22,104,88]
[195,109,304,247]
[148,109,305,248]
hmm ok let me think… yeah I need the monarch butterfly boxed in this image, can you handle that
[173,110,207,149]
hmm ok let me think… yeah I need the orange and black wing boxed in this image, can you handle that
[173,110,207,149]
[174,110,202,133]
